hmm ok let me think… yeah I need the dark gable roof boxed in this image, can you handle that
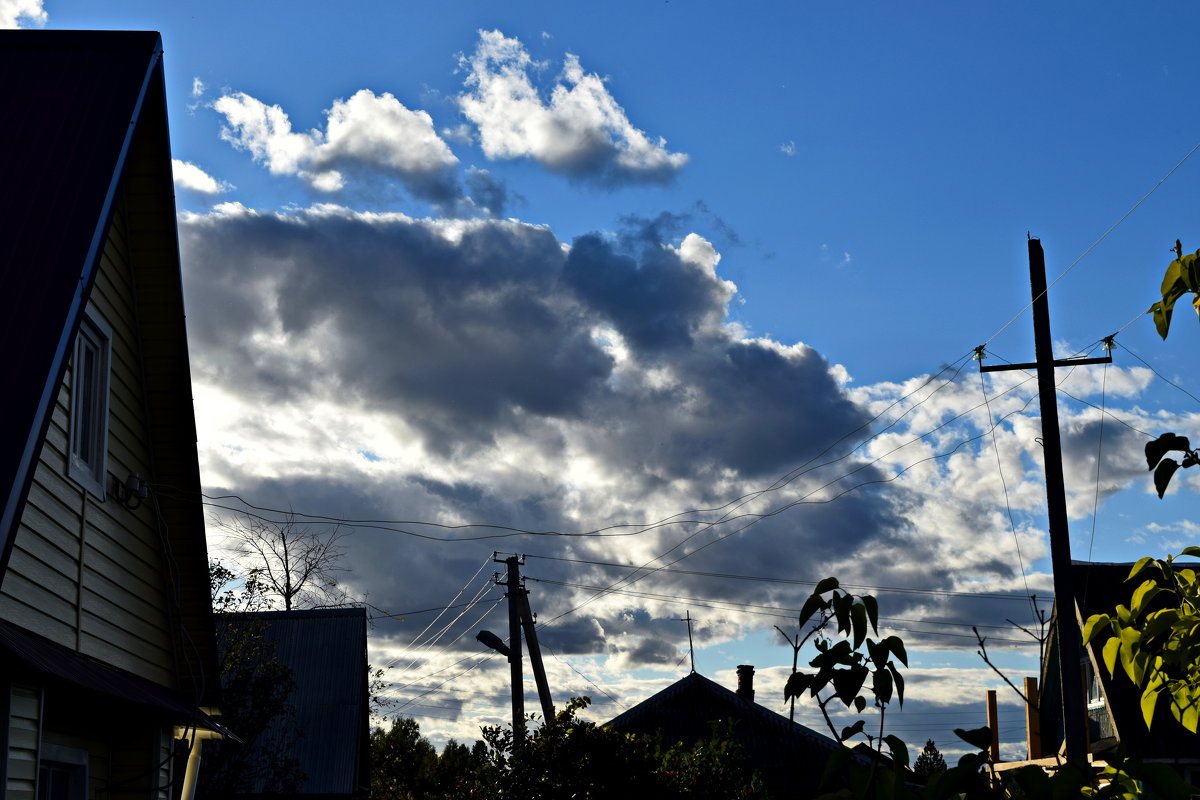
[222,608,370,797]
[0,29,163,568]
[607,671,846,797]
[0,30,220,707]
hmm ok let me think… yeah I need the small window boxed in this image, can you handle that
[68,311,111,499]
[1083,656,1104,708]
[38,744,88,800]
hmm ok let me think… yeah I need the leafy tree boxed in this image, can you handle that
[469,697,766,799]
[781,578,1197,800]
[1147,240,1200,340]
[1145,242,1200,495]
[912,739,946,781]
[370,717,440,799]
[1083,549,1200,734]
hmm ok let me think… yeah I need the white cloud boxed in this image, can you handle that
[213,89,459,201]
[191,77,205,98]
[457,30,688,185]
[172,159,233,195]
[0,0,46,28]
[780,140,796,156]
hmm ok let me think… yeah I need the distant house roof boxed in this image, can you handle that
[0,28,219,708]
[607,671,845,798]
[220,607,370,798]
[1040,561,1200,762]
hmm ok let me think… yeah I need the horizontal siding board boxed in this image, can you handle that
[0,578,75,646]
[21,482,81,557]
[79,604,172,666]
[83,496,159,563]
[79,629,173,687]
[5,518,77,583]
[80,582,169,647]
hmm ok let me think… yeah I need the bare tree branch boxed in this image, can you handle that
[217,512,350,610]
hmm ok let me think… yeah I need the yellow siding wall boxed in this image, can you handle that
[0,196,176,688]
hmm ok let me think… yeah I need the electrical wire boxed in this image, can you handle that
[985,138,1200,347]
[522,555,1049,602]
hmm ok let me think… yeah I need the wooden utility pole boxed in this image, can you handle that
[518,587,555,722]
[978,238,1108,764]
[504,556,525,737]
[493,554,556,734]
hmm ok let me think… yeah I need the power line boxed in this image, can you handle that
[522,557,1048,602]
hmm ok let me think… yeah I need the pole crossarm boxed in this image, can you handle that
[980,354,1111,373]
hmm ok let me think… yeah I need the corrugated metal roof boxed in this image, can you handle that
[220,608,370,797]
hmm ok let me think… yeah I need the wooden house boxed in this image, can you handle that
[0,30,223,800]
[1035,561,1200,783]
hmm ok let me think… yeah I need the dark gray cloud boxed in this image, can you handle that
[464,167,519,218]
[182,201,1049,683]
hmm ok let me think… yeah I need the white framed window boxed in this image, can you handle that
[68,310,111,499]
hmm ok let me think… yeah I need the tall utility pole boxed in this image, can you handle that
[504,556,524,737]
[978,238,1110,764]
[492,554,556,735]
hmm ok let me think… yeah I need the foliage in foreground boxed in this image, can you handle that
[1083,549,1200,734]
[199,561,304,797]
[472,697,767,800]
[783,577,1198,800]
[370,699,766,799]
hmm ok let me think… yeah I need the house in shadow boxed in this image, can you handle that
[1035,561,1200,783]
[607,666,848,798]
[0,29,223,800]
[203,607,370,800]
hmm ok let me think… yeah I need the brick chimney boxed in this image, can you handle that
[736,664,755,702]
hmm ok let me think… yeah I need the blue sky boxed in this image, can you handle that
[12,0,1200,759]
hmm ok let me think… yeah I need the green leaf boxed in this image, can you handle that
[1151,300,1172,340]
[1132,580,1163,617]
[798,592,826,629]
[1083,613,1111,644]
[884,635,908,667]
[1155,458,1181,498]
[953,726,993,751]
[1146,433,1191,469]
[1179,546,1200,559]
[1118,627,1144,683]
[888,662,905,707]
[840,719,865,742]
[1128,556,1156,582]
[862,595,879,633]
[850,602,867,650]
[813,577,840,595]
[853,696,866,714]
[1102,636,1121,676]
[833,593,851,635]
[1173,685,1200,733]
[1141,684,1161,730]
[832,665,869,705]
[784,671,811,701]
[872,667,893,705]
[883,735,908,769]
